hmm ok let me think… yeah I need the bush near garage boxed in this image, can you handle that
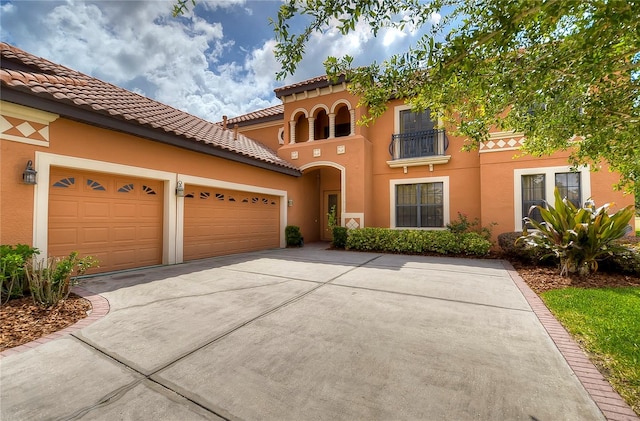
[1,244,40,304]
[285,225,304,247]
[344,227,491,256]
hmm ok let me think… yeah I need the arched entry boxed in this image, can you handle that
[299,162,345,242]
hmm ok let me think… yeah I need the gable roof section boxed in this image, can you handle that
[0,43,300,176]
[221,104,284,127]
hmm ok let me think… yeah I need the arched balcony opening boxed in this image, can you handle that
[294,112,308,143]
[334,105,351,137]
[314,109,330,140]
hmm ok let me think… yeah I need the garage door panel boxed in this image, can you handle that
[82,201,111,218]
[48,228,78,249]
[49,200,79,218]
[80,227,110,245]
[183,185,280,261]
[49,168,163,273]
[113,203,137,218]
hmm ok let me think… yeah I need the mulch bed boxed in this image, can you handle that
[511,261,640,294]
[0,294,91,352]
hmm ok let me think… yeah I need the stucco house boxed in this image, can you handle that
[0,43,634,274]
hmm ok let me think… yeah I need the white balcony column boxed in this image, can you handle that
[308,117,315,142]
[349,109,356,135]
[289,120,296,144]
[328,113,336,139]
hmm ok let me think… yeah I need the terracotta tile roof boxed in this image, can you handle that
[221,104,284,126]
[274,74,346,98]
[0,43,299,173]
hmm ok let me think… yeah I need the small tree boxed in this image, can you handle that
[518,188,634,277]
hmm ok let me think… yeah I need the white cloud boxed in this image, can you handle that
[0,0,444,122]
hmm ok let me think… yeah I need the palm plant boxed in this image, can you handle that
[518,187,634,277]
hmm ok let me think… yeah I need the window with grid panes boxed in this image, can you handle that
[396,182,443,227]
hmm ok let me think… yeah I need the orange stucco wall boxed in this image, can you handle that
[1,140,37,244]
[237,123,282,152]
[0,116,303,248]
[480,148,635,239]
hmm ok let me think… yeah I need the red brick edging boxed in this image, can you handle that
[502,260,639,421]
[0,286,110,359]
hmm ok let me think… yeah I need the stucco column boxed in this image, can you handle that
[328,113,336,139]
[289,120,296,144]
[308,117,315,142]
[349,109,356,135]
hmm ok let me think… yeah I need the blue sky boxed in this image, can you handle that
[1,0,439,122]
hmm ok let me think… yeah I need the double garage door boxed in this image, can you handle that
[182,184,280,261]
[48,169,280,273]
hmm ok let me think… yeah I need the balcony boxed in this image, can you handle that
[387,129,451,169]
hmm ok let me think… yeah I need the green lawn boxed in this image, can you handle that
[541,287,640,415]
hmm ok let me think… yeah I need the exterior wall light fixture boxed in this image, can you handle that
[23,160,37,185]
[176,181,185,197]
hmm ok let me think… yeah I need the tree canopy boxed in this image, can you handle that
[271,0,639,193]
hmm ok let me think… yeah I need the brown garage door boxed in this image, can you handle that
[48,168,163,273]
[183,185,280,260]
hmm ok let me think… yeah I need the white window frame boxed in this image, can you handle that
[389,176,450,229]
[514,165,591,231]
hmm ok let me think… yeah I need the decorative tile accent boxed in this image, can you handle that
[291,151,299,159]
[0,102,58,147]
[337,145,345,154]
[313,148,321,157]
[479,135,525,153]
[346,218,359,229]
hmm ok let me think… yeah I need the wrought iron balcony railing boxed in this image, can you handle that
[389,129,449,160]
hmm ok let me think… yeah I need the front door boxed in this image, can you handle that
[322,191,341,241]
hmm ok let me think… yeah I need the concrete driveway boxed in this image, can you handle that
[1,243,604,420]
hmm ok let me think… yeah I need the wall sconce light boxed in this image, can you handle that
[22,160,37,185]
[288,199,294,207]
[176,181,185,197]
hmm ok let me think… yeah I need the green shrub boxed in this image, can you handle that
[518,187,635,277]
[600,238,640,275]
[446,212,496,241]
[1,244,39,304]
[497,231,551,263]
[285,225,303,247]
[332,226,348,249]
[26,252,98,308]
[345,227,491,256]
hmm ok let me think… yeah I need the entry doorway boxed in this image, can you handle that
[322,190,341,241]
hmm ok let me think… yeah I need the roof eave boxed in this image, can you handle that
[274,75,346,98]
[1,88,301,177]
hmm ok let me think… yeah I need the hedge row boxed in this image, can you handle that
[343,227,491,256]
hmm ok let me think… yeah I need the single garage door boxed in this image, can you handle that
[183,185,280,260]
[48,168,163,273]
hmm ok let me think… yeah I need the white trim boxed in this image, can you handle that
[389,176,450,229]
[289,107,309,120]
[178,174,289,250]
[513,165,591,231]
[0,101,59,125]
[299,161,347,226]
[33,152,178,265]
[0,135,50,147]
[310,104,329,116]
[330,99,352,114]
[393,104,412,134]
[386,155,451,168]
